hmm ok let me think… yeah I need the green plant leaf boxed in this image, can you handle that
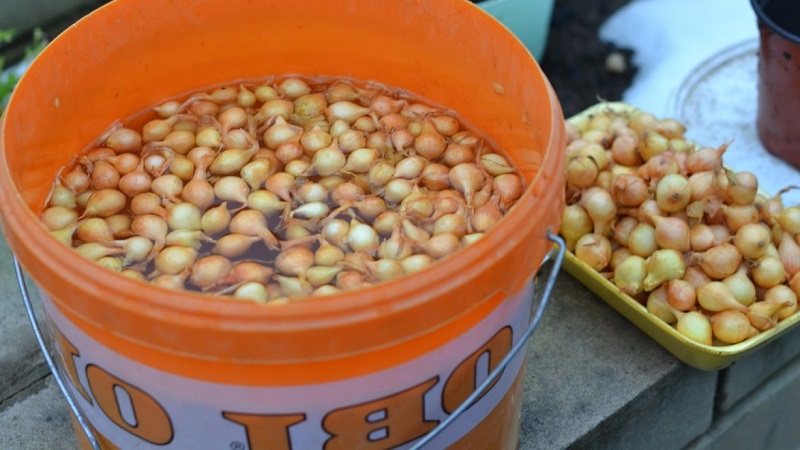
[0,29,15,44]
[25,28,47,59]
[1,28,48,113]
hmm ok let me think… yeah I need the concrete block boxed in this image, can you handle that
[518,273,716,449]
[570,365,716,449]
[0,235,49,407]
[716,323,800,411]
[686,354,800,450]
[0,376,78,450]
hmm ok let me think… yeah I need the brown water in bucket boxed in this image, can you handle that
[0,0,565,448]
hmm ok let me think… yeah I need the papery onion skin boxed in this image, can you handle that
[646,286,677,324]
[574,233,612,272]
[778,231,800,278]
[689,224,716,253]
[689,243,742,280]
[612,216,639,248]
[610,174,648,207]
[628,223,658,258]
[676,311,713,345]
[651,215,691,252]
[614,255,647,295]
[566,155,599,189]
[561,204,593,251]
[666,279,697,312]
[764,285,798,320]
[747,300,789,331]
[711,310,754,345]
[579,187,617,237]
[723,267,757,307]
[733,222,772,261]
[750,255,787,289]
[609,247,633,271]
[643,249,686,292]
[778,206,800,234]
[697,281,749,313]
[655,173,692,213]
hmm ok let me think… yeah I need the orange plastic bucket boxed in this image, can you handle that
[0,0,565,448]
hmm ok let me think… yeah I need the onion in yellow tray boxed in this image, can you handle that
[696,281,749,313]
[610,174,649,207]
[574,234,612,272]
[777,206,800,234]
[628,222,658,258]
[789,272,800,297]
[710,310,756,345]
[665,279,697,311]
[722,266,757,307]
[650,215,691,252]
[675,310,712,345]
[763,285,798,320]
[643,249,686,291]
[747,300,791,331]
[751,255,787,289]
[614,255,647,295]
[655,173,692,213]
[689,243,742,280]
[777,231,800,278]
[646,286,676,324]
[733,222,772,260]
[561,204,594,251]
[579,186,617,236]
[566,155,599,189]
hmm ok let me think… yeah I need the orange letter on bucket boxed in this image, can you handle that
[222,412,306,450]
[85,364,173,445]
[322,377,438,450]
[441,326,512,414]
[51,326,92,404]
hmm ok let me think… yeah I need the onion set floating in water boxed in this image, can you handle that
[561,105,800,346]
[40,76,527,303]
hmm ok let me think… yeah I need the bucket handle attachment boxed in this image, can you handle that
[410,231,565,450]
[15,232,565,450]
[13,256,103,450]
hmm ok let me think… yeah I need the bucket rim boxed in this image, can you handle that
[750,0,800,46]
[0,0,565,331]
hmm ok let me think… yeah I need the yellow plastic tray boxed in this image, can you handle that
[563,102,800,371]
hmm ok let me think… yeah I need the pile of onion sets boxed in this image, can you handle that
[562,105,800,346]
[39,76,526,303]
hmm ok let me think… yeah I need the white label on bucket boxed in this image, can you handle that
[42,280,534,450]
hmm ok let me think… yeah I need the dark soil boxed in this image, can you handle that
[540,0,636,118]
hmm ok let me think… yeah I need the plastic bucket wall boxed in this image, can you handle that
[0,0,565,448]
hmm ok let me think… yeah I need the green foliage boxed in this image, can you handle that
[25,28,47,59]
[0,67,20,114]
[0,29,15,44]
[1,28,48,113]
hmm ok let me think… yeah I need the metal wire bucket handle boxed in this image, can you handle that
[409,232,565,449]
[13,256,103,450]
[15,232,565,450]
